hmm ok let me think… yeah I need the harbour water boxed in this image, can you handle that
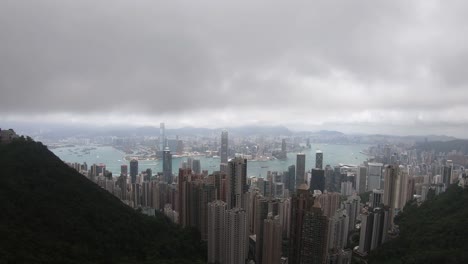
[51,144,369,178]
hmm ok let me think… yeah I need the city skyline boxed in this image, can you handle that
[1,1,468,137]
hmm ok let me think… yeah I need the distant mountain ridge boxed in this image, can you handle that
[4,121,461,143]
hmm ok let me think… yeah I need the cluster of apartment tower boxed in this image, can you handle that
[66,130,462,264]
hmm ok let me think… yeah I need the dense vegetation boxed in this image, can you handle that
[369,184,468,264]
[0,138,206,263]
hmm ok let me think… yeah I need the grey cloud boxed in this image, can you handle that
[0,0,468,135]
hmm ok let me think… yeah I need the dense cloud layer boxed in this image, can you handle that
[1,0,467,136]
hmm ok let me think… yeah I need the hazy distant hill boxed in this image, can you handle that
[415,139,468,153]
[135,125,293,137]
[0,138,205,263]
[368,185,468,264]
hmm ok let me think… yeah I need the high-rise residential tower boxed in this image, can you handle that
[227,157,248,209]
[208,200,226,264]
[262,213,282,264]
[225,208,248,264]
[383,164,398,226]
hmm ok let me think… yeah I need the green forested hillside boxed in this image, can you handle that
[369,185,468,264]
[0,138,205,264]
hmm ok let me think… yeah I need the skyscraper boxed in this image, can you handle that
[200,184,217,240]
[383,164,398,226]
[159,122,165,151]
[262,213,282,264]
[289,184,314,264]
[129,159,138,184]
[227,157,248,209]
[287,165,296,193]
[328,209,349,252]
[315,150,323,170]
[208,200,226,264]
[120,164,128,176]
[442,165,452,187]
[221,130,228,164]
[300,200,329,264]
[358,207,388,255]
[296,153,306,188]
[192,159,201,174]
[316,192,340,218]
[370,189,384,209]
[225,208,248,264]
[163,147,172,184]
[358,211,374,255]
[356,165,367,194]
[310,168,325,193]
[254,196,269,264]
[367,163,383,191]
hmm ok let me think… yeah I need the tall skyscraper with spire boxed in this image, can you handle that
[221,130,228,164]
[159,122,165,151]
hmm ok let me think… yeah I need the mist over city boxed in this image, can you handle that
[1,1,468,264]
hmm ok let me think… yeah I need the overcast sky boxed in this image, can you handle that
[1,0,467,137]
